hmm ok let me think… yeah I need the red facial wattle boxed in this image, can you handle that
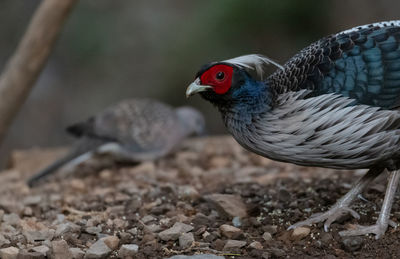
[200,64,233,94]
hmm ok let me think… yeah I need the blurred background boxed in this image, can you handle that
[0,0,398,166]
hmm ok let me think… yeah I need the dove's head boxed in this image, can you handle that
[175,106,206,136]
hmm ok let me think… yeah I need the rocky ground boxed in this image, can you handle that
[0,136,400,258]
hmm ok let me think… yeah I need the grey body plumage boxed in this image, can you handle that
[28,99,205,186]
[227,90,400,170]
[187,21,400,238]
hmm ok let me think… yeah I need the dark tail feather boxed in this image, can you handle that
[66,118,94,137]
[27,137,106,187]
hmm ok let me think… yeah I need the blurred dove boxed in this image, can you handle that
[27,98,205,186]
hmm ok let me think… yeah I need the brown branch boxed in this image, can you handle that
[0,0,79,145]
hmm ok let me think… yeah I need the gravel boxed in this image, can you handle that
[0,136,398,258]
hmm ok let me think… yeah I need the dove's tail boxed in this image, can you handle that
[27,137,106,187]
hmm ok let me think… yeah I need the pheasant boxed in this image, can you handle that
[186,21,400,239]
[27,98,205,186]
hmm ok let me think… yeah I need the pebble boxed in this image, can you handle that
[192,213,211,226]
[202,231,211,241]
[219,224,243,239]
[141,215,157,224]
[52,240,73,259]
[158,222,194,241]
[69,248,85,259]
[249,217,261,227]
[127,228,138,236]
[342,237,363,252]
[291,227,310,240]
[113,218,128,229]
[23,207,33,216]
[146,224,163,233]
[262,225,278,235]
[249,241,263,250]
[177,185,200,200]
[23,229,55,243]
[205,194,248,219]
[166,255,225,259]
[212,239,225,251]
[55,222,81,237]
[1,225,18,239]
[118,244,139,257]
[24,229,55,243]
[119,232,133,244]
[232,216,242,227]
[321,232,333,244]
[0,246,19,259]
[0,209,4,221]
[3,213,20,226]
[31,245,50,257]
[70,179,86,191]
[278,188,291,202]
[56,214,66,223]
[86,226,102,235]
[223,240,247,250]
[23,195,42,205]
[270,247,286,257]
[262,232,273,242]
[102,235,119,250]
[179,232,194,249]
[0,233,10,246]
[85,239,112,259]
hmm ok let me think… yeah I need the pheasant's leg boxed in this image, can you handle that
[288,167,383,232]
[339,169,400,239]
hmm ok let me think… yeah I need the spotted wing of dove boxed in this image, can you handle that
[27,99,205,186]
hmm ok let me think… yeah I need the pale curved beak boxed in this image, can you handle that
[186,78,213,98]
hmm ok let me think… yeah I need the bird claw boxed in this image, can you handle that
[388,219,398,228]
[288,206,360,232]
[339,223,389,239]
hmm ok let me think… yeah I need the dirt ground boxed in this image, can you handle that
[1,136,400,258]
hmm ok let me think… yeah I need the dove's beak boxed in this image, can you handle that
[186,78,213,98]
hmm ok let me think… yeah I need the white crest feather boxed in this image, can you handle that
[223,54,283,80]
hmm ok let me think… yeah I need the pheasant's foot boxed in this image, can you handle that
[288,206,360,232]
[339,221,392,239]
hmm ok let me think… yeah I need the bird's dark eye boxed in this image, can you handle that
[216,71,225,80]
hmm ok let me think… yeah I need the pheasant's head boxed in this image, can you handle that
[186,54,282,110]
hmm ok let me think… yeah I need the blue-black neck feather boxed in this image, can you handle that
[212,71,273,124]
